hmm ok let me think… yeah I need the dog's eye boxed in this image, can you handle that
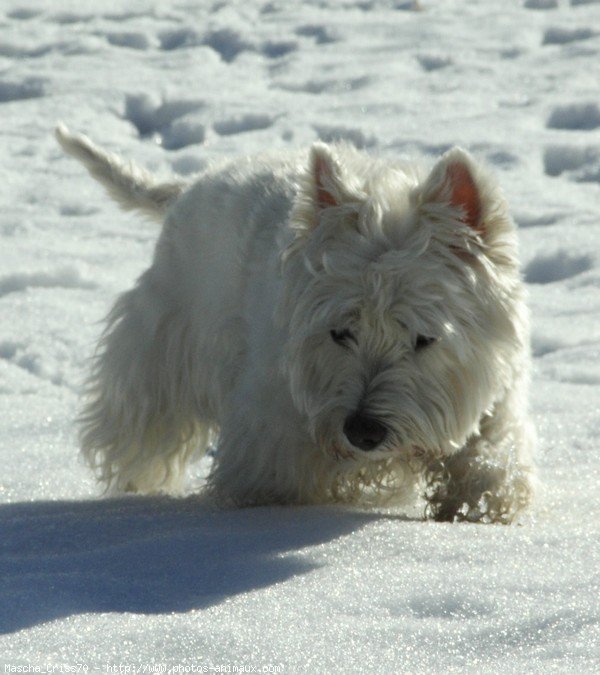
[415,334,437,351]
[330,329,356,347]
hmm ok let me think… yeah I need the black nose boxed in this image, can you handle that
[343,413,388,451]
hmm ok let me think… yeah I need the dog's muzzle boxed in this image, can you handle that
[343,413,388,451]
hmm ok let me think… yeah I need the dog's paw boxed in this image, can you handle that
[423,452,534,524]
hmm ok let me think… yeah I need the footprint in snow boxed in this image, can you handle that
[124,94,205,150]
[295,24,339,45]
[417,53,453,72]
[261,40,298,59]
[50,12,93,25]
[7,8,41,19]
[515,212,565,228]
[0,78,46,103]
[0,268,96,298]
[105,32,152,51]
[201,28,252,62]
[213,114,275,137]
[314,124,377,150]
[0,341,66,387]
[547,103,600,131]
[524,251,594,284]
[524,0,558,8]
[276,76,371,95]
[531,335,566,358]
[544,145,600,183]
[159,28,201,51]
[542,27,596,45]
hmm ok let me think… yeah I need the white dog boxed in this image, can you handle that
[56,125,535,522]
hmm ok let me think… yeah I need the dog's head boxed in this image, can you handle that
[279,143,528,461]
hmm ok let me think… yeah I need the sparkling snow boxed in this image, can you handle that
[1,0,599,671]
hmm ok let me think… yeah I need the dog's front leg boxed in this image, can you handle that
[423,390,536,524]
[207,373,325,506]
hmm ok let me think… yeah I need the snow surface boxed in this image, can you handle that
[1,0,599,671]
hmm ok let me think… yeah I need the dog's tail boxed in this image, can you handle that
[55,124,185,221]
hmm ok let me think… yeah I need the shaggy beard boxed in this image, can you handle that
[303,394,440,466]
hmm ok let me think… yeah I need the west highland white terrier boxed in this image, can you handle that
[56,125,535,523]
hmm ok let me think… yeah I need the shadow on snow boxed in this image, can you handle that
[0,496,403,633]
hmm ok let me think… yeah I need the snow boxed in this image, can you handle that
[1,0,599,671]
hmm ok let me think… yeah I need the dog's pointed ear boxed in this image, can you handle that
[311,142,345,212]
[421,148,484,234]
[292,143,355,233]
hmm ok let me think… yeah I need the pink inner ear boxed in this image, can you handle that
[447,161,482,232]
[314,155,338,210]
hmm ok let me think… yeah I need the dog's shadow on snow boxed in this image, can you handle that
[0,496,409,633]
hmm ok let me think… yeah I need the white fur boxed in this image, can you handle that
[58,125,535,522]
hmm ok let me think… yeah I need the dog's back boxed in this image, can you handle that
[57,127,307,494]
